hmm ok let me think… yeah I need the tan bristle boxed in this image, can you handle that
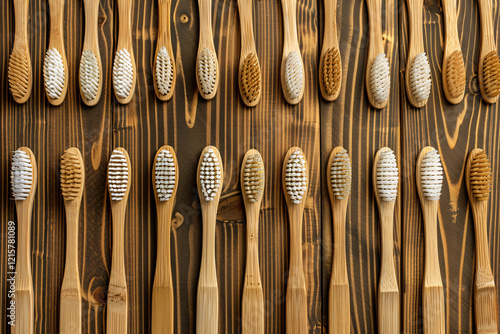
[446,50,466,99]
[483,51,500,98]
[284,51,304,100]
[330,149,351,200]
[243,153,264,203]
[8,50,30,100]
[322,48,341,95]
[197,47,217,96]
[60,150,83,201]
[470,151,492,201]
[240,53,261,103]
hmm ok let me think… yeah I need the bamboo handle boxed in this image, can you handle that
[13,0,29,46]
[422,285,445,334]
[442,0,460,49]
[322,0,338,47]
[196,286,218,334]
[198,0,214,47]
[158,0,172,47]
[117,0,132,48]
[286,213,307,334]
[281,0,299,52]
[83,0,99,50]
[237,0,256,56]
[478,0,496,50]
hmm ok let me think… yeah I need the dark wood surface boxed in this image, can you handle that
[0,0,499,333]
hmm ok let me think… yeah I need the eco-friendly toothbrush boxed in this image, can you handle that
[281,0,305,105]
[319,0,341,101]
[478,0,500,103]
[372,147,400,333]
[106,148,131,334]
[44,0,69,106]
[196,0,219,100]
[240,149,265,334]
[365,0,390,109]
[466,149,499,333]
[8,0,32,103]
[154,0,176,101]
[327,147,351,333]
[151,146,178,334]
[11,148,37,334]
[113,0,137,104]
[282,147,308,333]
[441,0,465,104]
[59,148,84,334]
[196,146,223,334]
[405,0,431,108]
[237,0,261,107]
[80,0,103,106]
[416,147,445,334]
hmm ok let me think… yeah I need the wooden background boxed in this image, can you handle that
[0,0,499,332]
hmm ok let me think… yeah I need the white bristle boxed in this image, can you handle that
[11,150,33,200]
[200,148,221,202]
[370,53,390,104]
[376,149,398,202]
[284,51,304,100]
[410,52,431,102]
[43,48,65,100]
[331,150,352,200]
[243,153,264,203]
[155,47,174,96]
[285,151,307,204]
[80,49,100,101]
[155,149,176,202]
[197,47,217,96]
[421,150,443,201]
[113,48,134,99]
[108,150,129,201]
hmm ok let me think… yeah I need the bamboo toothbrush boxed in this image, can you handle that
[372,147,400,333]
[240,149,265,334]
[405,0,431,108]
[327,147,351,333]
[154,0,176,101]
[80,0,103,106]
[44,0,68,106]
[478,0,500,103]
[10,148,37,334]
[281,0,305,105]
[441,0,465,104]
[282,147,308,333]
[319,0,341,101]
[365,0,390,109]
[151,146,178,334]
[466,149,498,333]
[196,146,224,334]
[113,0,137,104]
[59,148,84,334]
[106,148,131,334]
[8,0,32,103]
[196,0,219,100]
[416,147,445,334]
[237,0,261,107]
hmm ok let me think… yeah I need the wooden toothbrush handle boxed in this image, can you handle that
[49,0,65,43]
[322,0,338,47]
[198,0,214,47]
[196,285,219,334]
[237,0,256,55]
[422,284,445,334]
[13,0,29,45]
[406,0,424,53]
[478,0,496,50]
[281,0,299,52]
[83,0,99,50]
[158,0,172,47]
[328,205,349,334]
[117,0,133,49]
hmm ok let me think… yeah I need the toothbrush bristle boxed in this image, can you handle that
[197,47,218,96]
[410,52,432,102]
[60,149,83,201]
[43,48,65,100]
[199,148,222,202]
[108,150,129,201]
[285,150,307,204]
[155,46,174,96]
[11,150,33,200]
[370,53,391,104]
[80,49,100,101]
[8,50,30,101]
[483,51,500,98]
[243,153,264,203]
[240,53,261,105]
[446,50,466,99]
[113,48,134,99]
[376,149,398,202]
[470,151,492,201]
[322,47,341,96]
[330,149,352,200]
[155,149,176,202]
[284,51,304,100]
[420,150,443,201]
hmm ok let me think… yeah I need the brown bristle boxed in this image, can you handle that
[8,50,30,100]
[470,151,492,201]
[322,48,341,95]
[446,50,466,99]
[60,150,83,200]
[240,53,261,103]
[483,51,500,98]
